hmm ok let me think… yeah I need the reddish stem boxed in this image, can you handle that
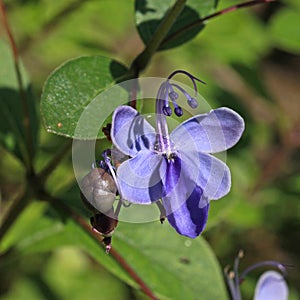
[201,0,276,23]
[70,207,158,299]
[43,193,158,300]
[161,0,276,47]
[0,1,18,60]
[0,1,34,173]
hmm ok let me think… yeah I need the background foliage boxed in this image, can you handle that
[1,0,300,299]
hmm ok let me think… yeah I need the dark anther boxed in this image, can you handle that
[188,97,198,109]
[174,106,183,117]
[162,105,172,116]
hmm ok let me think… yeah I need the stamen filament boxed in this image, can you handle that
[224,267,240,300]
[155,82,172,154]
[102,150,124,211]
[167,69,206,94]
[239,261,288,283]
[171,83,199,108]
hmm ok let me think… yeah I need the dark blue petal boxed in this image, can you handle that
[171,108,245,154]
[163,186,210,238]
[111,106,156,156]
[163,154,181,196]
[254,271,288,300]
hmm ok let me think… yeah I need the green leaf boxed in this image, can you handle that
[0,40,39,161]
[135,0,218,50]
[269,8,300,54]
[41,56,128,139]
[113,222,229,300]
[3,198,228,300]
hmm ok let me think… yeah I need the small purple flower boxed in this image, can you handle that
[111,71,245,238]
[254,270,288,300]
[225,251,289,300]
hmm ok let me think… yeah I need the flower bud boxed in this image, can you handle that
[91,209,118,237]
[80,168,117,214]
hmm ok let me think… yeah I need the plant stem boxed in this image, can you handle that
[0,189,28,242]
[130,0,187,74]
[161,0,276,48]
[0,1,34,174]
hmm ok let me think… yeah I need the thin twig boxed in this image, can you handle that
[0,188,27,241]
[40,192,158,300]
[0,1,34,174]
[161,0,276,47]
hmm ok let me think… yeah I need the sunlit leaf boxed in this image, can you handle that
[41,56,128,139]
[135,0,218,50]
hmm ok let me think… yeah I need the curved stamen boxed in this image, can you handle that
[225,250,289,300]
[167,83,183,116]
[224,267,240,300]
[155,71,205,154]
[171,83,198,109]
[232,250,244,300]
[102,150,125,208]
[239,261,288,283]
[167,69,206,95]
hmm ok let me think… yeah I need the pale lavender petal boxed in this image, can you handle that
[163,185,210,238]
[117,150,181,204]
[181,150,231,203]
[171,108,245,153]
[254,271,288,300]
[117,150,164,204]
[111,106,156,156]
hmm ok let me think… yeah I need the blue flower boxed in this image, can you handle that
[254,271,288,300]
[225,252,288,300]
[111,71,245,238]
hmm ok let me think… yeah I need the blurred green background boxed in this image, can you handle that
[1,0,300,299]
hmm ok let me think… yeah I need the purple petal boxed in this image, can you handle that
[111,106,156,156]
[163,186,210,238]
[171,108,245,153]
[254,271,288,300]
[181,150,231,203]
[117,150,181,204]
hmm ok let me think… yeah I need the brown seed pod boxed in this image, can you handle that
[91,208,118,237]
[80,168,117,214]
